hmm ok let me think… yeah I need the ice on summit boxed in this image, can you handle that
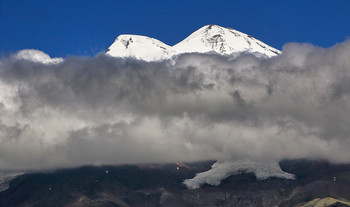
[172,25,280,57]
[106,35,172,62]
[106,25,281,61]
[184,159,295,189]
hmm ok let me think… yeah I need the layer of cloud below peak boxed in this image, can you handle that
[1,40,350,170]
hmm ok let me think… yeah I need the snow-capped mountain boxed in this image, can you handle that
[106,25,280,61]
[183,159,295,189]
[13,49,63,64]
[106,36,166,61]
[106,35,172,62]
[172,25,280,57]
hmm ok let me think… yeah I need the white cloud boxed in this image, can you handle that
[0,40,350,170]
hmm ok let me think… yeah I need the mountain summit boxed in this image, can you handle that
[106,35,172,61]
[106,25,280,61]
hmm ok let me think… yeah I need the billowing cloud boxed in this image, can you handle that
[1,40,350,170]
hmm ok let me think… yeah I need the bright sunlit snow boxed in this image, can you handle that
[13,49,63,64]
[106,25,280,61]
[106,35,172,62]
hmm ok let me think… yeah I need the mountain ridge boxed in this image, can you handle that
[106,25,281,61]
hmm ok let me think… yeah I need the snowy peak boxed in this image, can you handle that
[173,25,280,57]
[106,35,171,61]
[106,25,281,61]
[13,49,63,64]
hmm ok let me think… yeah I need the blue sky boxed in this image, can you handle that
[1,0,350,57]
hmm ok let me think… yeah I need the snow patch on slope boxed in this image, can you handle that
[0,172,24,192]
[183,159,295,189]
[14,49,63,64]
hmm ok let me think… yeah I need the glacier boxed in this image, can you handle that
[183,159,295,189]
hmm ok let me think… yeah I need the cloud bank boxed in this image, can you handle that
[1,40,350,170]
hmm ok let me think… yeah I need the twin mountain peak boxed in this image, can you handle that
[106,25,280,61]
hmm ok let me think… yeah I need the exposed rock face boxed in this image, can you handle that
[299,197,350,207]
[0,172,23,192]
[1,160,350,207]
